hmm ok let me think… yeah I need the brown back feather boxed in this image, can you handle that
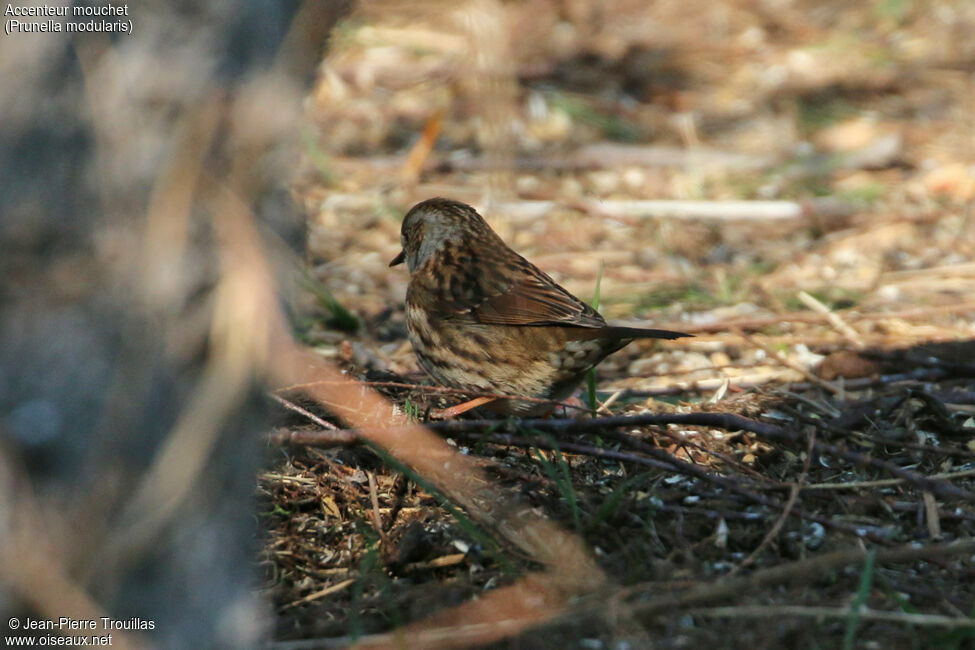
[430,241,608,328]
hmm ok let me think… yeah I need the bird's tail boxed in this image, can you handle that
[599,326,693,340]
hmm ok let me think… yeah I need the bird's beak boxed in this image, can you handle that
[389,250,405,267]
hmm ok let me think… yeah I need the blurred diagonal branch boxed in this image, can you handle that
[184,175,616,646]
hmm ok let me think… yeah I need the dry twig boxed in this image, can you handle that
[291,411,975,503]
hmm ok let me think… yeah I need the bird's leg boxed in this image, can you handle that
[536,396,586,418]
[562,395,587,416]
[430,396,496,419]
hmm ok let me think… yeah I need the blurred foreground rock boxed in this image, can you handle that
[0,2,346,647]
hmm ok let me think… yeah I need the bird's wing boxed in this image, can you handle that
[434,255,608,328]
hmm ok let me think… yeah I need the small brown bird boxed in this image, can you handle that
[390,198,691,416]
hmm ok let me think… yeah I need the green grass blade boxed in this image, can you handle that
[586,261,604,416]
[591,261,603,311]
[531,448,581,533]
[586,472,651,534]
[298,269,360,333]
[527,430,581,532]
[349,540,381,641]
[842,549,876,650]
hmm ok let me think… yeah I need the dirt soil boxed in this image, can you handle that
[259,1,975,648]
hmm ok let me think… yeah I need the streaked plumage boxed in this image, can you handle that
[390,198,690,415]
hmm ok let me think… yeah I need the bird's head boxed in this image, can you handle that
[389,198,495,273]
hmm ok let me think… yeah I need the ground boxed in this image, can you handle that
[259,1,975,647]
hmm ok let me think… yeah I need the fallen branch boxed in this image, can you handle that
[280,411,975,503]
[270,428,359,446]
[445,142,777,173]
[797,290,865,349]
[625,538,975,618]
[461,431,674,473]
[275,379,590,414]
[800,467,975,491]
[597,367,952,397]
[687,605,975,628]
[583,197,853,221]
[270,394,340,430]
